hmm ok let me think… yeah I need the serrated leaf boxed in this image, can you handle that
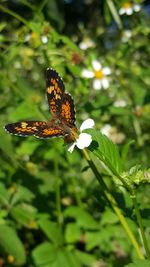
[87,129,122,175]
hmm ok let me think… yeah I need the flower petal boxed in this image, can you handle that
[119,8,125,15]
[103,67,111,75]
[93,79,102,90]
[133,4,141,12]
[101,78,109,89]
[81,69,94,78]
[126,8,133,15]
[101,124,112,136]
[92,60,102,71]
[76,133,92,149]
[68,142,76,153]
[114,99,127,107]
[80,118,95,131]
[79,38,94,50]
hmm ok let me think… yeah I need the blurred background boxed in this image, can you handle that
[0,0,150,266]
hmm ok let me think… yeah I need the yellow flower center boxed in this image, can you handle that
[95,70,104,79]
[123,2,132,9]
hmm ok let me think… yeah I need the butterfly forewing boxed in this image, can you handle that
[4,121,47,137]
[46,68,65,114]
[60,93,76,127]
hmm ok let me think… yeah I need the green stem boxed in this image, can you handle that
[102,152,149,258]
[106,0,123,29]
[71,176,83,208]
[37,0,49,13]
[0,4,30,28]
[19,0,35,10]
[132,116,144,147]
[82,148,144,259]
[132,196,150,258]
[54,160,62,225]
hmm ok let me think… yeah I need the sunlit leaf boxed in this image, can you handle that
[87,129,122,175]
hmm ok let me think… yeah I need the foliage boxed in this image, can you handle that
[0,0,150,266]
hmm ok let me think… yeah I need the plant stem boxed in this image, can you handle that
[54,160,62,226]
[103,153,149,258]
[0,5,29,27]
[82,148,144,259]
[37,0,49,13]
[132,196,150,258]
[132,116,144,147]
[106,0,123,29]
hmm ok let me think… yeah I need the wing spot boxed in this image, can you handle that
[21,122,28,128]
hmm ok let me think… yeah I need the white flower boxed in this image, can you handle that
[79,37,95,50]
[119,2,141,16]
[81,60,111,90]
[68,118,95,153]
[122,30,132,43]
[101,124,112,136]
[41,35,48,44]
[113,99,127,107]
[101,124,126,144]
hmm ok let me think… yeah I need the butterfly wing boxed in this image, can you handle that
[46,69,76,128]
[34,124,66,139]
[4,121,47,137]
[60,93,76,128]
[5,69,76,142]
[5,121,67,139]
[46,68,65,114]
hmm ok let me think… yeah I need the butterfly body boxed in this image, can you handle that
[4,69,77,143]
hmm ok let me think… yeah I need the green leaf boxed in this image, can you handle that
[0,182,10,206]
[64,206,99,230]
[75,250,96,266]
[0,224,26,265]
[100,209,119,225]
[86,225,124,252]
[32,242,58,265]
[125,260,150,267]
[65,223,81,243]
[16,139,41,156]
[121,140,135,165]
[32,242,81,267]
[39,219,63,245]
[10,204,37,227]
[87,129,122,175]
[8,101,39,121]
[10,185,35,206]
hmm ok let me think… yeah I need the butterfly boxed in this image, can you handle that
[4,68,78,143]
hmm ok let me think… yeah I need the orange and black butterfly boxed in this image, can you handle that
[4,69,78,143]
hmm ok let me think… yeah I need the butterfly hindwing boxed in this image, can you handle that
[34,125,66,139]
[46,68,65,114]
[4,121,47,137]
[60,93,76,127]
